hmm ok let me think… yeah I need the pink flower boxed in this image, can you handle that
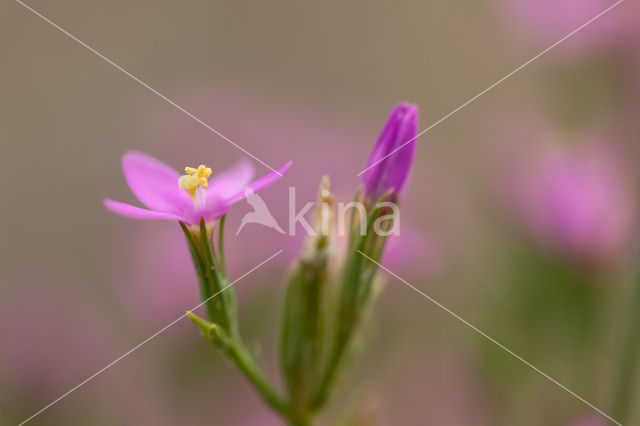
[569,415,610,426]
[497,0,639,55]
[0,283,119,397]
[506,135,635,264]
[104,151,291,225]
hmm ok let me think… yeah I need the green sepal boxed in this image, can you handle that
[179,218,238,336]
[279,177,333,413]
[180,222,220,324]
[279,257,328,410]
[310,191,395,411]
[186,311,234,354]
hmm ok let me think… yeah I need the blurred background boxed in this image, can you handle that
[1,0,639,424]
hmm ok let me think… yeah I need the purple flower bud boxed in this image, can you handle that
[362,103,418,201]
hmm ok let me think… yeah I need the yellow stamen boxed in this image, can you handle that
[179,164,212,203]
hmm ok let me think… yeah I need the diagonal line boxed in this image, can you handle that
[18,249,284,426]
[15,0,282,176]
[357,250,622,426]
[356,0,625,177]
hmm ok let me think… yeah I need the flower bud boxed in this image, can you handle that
[361,103,418,202]
[311,106,417,411]
[279,176,334,410]
[302,175,334,259]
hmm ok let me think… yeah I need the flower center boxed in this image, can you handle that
[179,165,212,204]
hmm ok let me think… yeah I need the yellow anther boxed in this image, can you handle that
[179,164,212,202]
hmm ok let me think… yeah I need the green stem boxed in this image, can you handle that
[180,222,217,322]
[201,219,241,340]
[218,215,228,279]
[232,340,310,425]
[311,202,387,411]
[610,272,640,423]
[229,342,293,420]
[199,218,240,339]
[185,222,296,423]
[310,245,364,411]
[189,311,300,425]
[311,282,364,410]
[311,197,396,413]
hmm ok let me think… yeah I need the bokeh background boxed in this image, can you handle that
[1,0,640,424]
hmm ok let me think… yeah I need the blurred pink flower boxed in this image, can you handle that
[0,284,118,397]
[506,133,635,264]
[383,226,444,275]
[569,415,610,426]
[105,151,291,225]
[114,225,200,330]
[336,223,443,275]
[497,0,639,55]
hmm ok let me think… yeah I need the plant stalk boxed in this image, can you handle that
[610,271,640,423]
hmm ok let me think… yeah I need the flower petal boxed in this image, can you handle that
[104,199,184,222]
[122,151,192,214]
[206,160,254,200]
[185,194,230,226]
[226,161,292,205]
[362,103,418,200]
